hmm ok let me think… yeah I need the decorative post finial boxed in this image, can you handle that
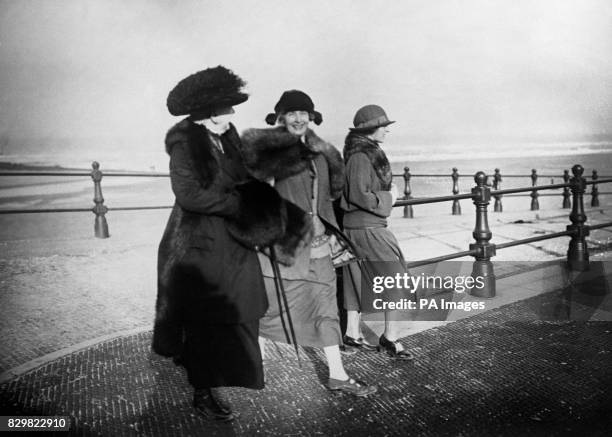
[493,168,503,212]
[530,169,539,211]
[91,161,109,238]
[403,167,414,219]
[562,169,571,209]
[567,164,589,271]
[469,171,496,298]
[451,167,461,215]
[591,170,600,207]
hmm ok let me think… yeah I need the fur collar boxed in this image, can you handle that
[343,133,392,190]
[241,127,344,199]
[165,119,242,188]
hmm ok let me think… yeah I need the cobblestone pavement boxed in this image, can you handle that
[1,290,611,436]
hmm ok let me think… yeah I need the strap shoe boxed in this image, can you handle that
[343,335,377,351]
[328,377,377,397]
[378,335,414,361]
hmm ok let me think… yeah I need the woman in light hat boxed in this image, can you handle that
[340,104,415,360]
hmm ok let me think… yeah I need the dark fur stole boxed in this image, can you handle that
[165,119,242,188]
[240,127,345,199]
[343,133,393,190]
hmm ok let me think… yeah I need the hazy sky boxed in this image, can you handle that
[1,0,612,150]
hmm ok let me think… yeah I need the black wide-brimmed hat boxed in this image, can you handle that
[265,90,322,125]
[350,104,395,132]
[166,65,248,117]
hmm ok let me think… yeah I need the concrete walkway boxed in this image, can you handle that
[0,197,611,435]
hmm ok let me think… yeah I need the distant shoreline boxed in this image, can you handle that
[0,162,85,172]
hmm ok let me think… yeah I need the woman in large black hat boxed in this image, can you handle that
[340,104,416,360]
[153,66,294,421]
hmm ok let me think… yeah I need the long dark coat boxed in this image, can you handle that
[153,119,284,389]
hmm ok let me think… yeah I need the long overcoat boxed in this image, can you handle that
[153,119,274,360]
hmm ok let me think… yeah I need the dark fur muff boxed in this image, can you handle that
[343,132,393,190]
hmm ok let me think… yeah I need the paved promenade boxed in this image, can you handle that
[0,195,611,435]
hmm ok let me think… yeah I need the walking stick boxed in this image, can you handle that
[269,246,301,366]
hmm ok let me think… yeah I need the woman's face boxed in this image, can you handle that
[280,110,310,136]
[207,106,235,134]
[370,125,389,144]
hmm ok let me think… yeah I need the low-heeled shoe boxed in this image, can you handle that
[328,377,377,397]
[343,335,377,351]
[193,388,238,422]
[378,335,415,360]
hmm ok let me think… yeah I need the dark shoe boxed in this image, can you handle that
[339,344,359,355]
[328,377,377,397]
[193,388,238,422]
[378,335,414,361]
[343,335,377,351]
[172,354,184,367]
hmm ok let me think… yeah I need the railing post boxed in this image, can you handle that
[451,167,461,215]
[403,166,414,219]
[91,161,109,238]
[567,165,589,271]
[493,168,502,212]
[530,169,539,211]
[562,169,571,209]
[469,172,496,298]
[591,170,600,207]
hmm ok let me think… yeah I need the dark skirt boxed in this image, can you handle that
[183,320,264,390]
[259,256,343,348]
[342,227,413,312]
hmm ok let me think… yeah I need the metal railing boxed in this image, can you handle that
[394,165,612,297]
[2,162,612,299]
[393,167,611,217]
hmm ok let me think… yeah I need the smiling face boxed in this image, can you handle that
[279,110,310,136]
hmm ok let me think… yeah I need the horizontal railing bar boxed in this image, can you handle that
[108,206,173,211]
[0,205,174,214]
[392,173,612,179]
[0,170,172,177]
[495,230,574,250]
[505,191,612,196]
[0,171,92,177]
[494,183,569,195]
[406,249,480,268]
[395,193,474,206]
[588,221,612,231]
[102,172,170,177]
[585,177,612,185]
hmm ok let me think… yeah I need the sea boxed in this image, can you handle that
[1,137,611,211]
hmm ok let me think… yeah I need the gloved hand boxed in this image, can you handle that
[389,183,399,205]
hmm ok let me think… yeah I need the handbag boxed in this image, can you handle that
[329,231,359,268]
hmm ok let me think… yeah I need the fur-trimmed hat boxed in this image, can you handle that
[166,65,248,117]
[265,90,322,126]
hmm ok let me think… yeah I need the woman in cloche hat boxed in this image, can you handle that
[339,104,416,361]
[153,66,299,421]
